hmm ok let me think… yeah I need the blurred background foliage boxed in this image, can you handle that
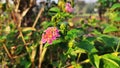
[0,0,120,68]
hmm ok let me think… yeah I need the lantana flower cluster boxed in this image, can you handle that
[65,3,73,13]
[41,27,60,44]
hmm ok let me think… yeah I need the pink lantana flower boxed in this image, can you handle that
[65,3,73,13]
[41,27,60,44]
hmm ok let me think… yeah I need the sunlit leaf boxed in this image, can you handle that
[0,35,6,43]
[114,17,120,22]
[68,39,76,48]
[74,47,86,54]
[103,25,118,33]
[111,3,120,10]
[49,7,60,12]
[100,54,120,68]
[89,54,100,68]
[22,27,36,32]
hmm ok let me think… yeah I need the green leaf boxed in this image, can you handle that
[49,7,60,12]
[6,32,16,41]
[66,47,86,57]
[44,43,50,48]
[71,62,82,68]
[111,3,120,10]
[20,58,31,68]
[66,48,77,56]
[44,39,62,48]
[0,35,6,43]
[93,55,100,68]
[114,17,120,22]
[65,29,84,40]
[25,61,31,68]
[68,39,76,48]
[97,35,118,47]
[89,54,100,68]
[52,39,62,45]
[103,25,118,33]
[41,21,54,29]
[78,40,98,53]
[74,47,86,53]
[86,37,96,42]
[15,45,24,55]
[101,54,120,68]
[112,37,120,46]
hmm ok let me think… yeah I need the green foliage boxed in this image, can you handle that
[89,54,100,68]
[103,25,118,33]
[65,29,84,40]
[111,3,120,10]
[78,40,98,53]
[97,35,118,47]
[0,0,120,68]
[49,7,60,13]
[100,54,120,68]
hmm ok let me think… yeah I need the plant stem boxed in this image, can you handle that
[31,48,36,68]
[3,43,12,59]
[38,42,43,68]
[112,47,115,52]
[18,28,30,56]
[79,59,90,65]
[32,7,44,28]
[115,40,120,52]
[19,28,35,67]
[39,43,47,68]
[19,29,26,44]
[77,53,81,63]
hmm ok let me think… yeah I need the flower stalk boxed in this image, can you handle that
[38,27,60,68]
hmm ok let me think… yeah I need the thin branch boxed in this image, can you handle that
[39,41,43,67]
[29,0,34,7]
[14,0,20,12]
[79,59,90,65]
[77,53,81,63]
[18,0,34,27]
[21,8,30,18]
[32,7,44,28]
[13,53,27,59]
[40,48,47,67]
[40,42,43,56]
[21,0,33,17]
[6,0,10,8]
[39,42,47,68]
[115,39,120,52]
[18,28,32,63]
[16,0,34,43]
[3,43,13,59]
[18,28,30,55]
[31,48,37,68]
[19,28,26,44]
